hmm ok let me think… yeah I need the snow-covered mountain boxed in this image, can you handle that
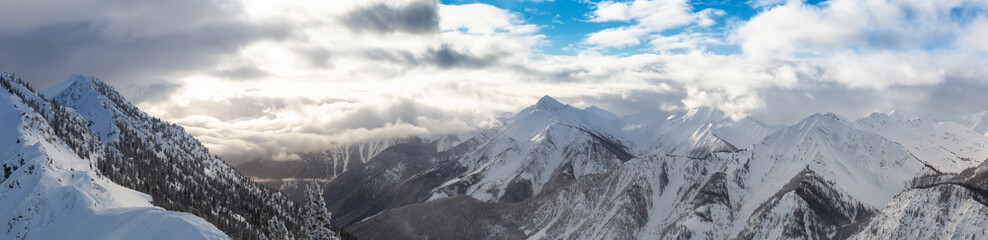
[624,107,775,158]
[421,96,777,205]
[855,112,988,173]
[237,137,417,187]
[318,96,988,239]
[852,155,988,239]
[236,132,487,204]
[1,73,345,239]
[1,74,226,239]
[425,96,635,203]
[947,110,988,136]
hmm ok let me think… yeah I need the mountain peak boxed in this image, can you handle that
[67,73,98,83]
[534,95,566,110]
[40,74,140,144]
[681,107,726,122]
[40,74,103,97]
[807,112,845,122]
[584,105,618,119]
[774,112,855,140]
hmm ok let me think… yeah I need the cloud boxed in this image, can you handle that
[746,0,786,9]
[749,76,988,126]
[589,0,696,26]
[648,32,723,52]
[438,3,539,35]
[296,48,334,67]
[822,51,945,89]
[957,16,988,52]
[215,65,271,81]
[735,0,983,59]
[585,0,723,49]
[341,0,439,35]
[0,0,289,91]
[127,81,183,104]
[6,0,988,166]
[160,96,492,164]
[358,45,502,69]
[430,45,501,68]
[585,26,649,48]
[270,152,302,162]
[163,96,288,122]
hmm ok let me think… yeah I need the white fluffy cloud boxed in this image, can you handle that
[735,0,981,59]
[731,0,988,92]
[586,0,725,50]
[957,15,988,52]
[590,0,698,27]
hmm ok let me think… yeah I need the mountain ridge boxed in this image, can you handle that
[325,96,988,240]
[1,73,228,239]
[1,73,355,239]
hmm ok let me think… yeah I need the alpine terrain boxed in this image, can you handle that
[5,72,988,240]
[0,73,345,240]
[299,96,988,239]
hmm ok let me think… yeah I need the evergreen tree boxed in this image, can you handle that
[267,216,294,240]
[302,180,339,240]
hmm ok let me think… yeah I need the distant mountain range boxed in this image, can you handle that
[276,96,988,239]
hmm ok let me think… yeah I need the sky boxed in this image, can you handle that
[2,0,988,164]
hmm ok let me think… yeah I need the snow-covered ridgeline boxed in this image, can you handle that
[0,74,227,239]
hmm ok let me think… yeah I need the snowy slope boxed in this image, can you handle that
[420,97,779,204]
[300,93,988,240]
[44,75,238,181]
[575,113,925,239]
[948,110,988,135]
[745,113,930,208]
[852,184,988,239]
[0,73,316,239]
[427,96,634,202]
[536,113,934,239]
[617,108,774,158]
[349,111,950,240]
[431,128,500,153]
[856,112,988,173]
[0,74,227,239]
[850,154,988,239]
[641,108,739,158]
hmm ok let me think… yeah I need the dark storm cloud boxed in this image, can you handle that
[127,81,183,104]
[341,0,440,35]
[429,45,500,68]
[0,0,290,99]
[361,49,418,65]
[505,64,592,83]
[359,45,500,69]
[913,78,988,117]
[215,66,271,81]
[748,76,988,125]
